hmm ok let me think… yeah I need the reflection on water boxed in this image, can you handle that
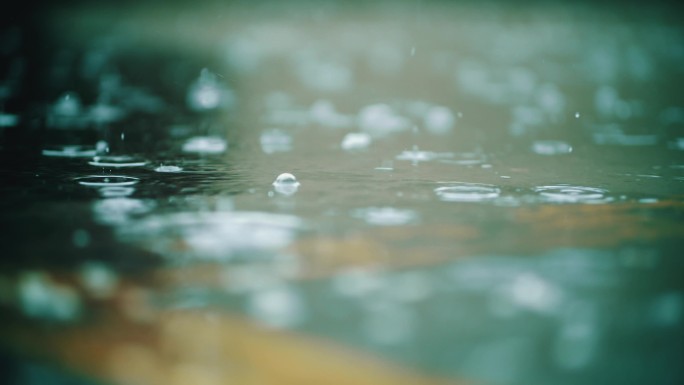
[1,1,684,385]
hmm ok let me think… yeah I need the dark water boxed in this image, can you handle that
[1,1,684,385]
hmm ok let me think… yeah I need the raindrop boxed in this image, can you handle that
[531,140,573,156]
[89,155,148,168]
[272,173,300,196]
[182,136,227,154]
[341,132,372,151]
[435,183,501,202]
[533,185,612,204]
[75,175,139,187]
[154,165,183,173]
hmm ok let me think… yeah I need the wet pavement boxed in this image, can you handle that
[1,1,684,385]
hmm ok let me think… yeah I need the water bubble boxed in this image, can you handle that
[89,155,148,168]
[435,183,501,202]
[341,132,372,151]
[351,207,418,226]
[272,173,300,196]
[42,145,96,158]
[531,140,573,155]
[154,165,183,173]
[534,185,612,204]
[75,175,139,187]
[260,129,293,154]
[182,136,227,154]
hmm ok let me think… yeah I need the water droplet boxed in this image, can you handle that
[154,165,183,173]
[341,132,372,151]
[89,155,148,168]
[534,185,612,204]
[272,173,300,196]
[435,183,501,202]
[75,175,139,187]
[182,136,227,154]
[531,140,573,155]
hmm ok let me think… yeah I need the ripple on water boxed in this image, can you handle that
[435,183,501,202]
[154,165,183,173]
[533,185,612,204]
[75,175,139,187]
[182,136,227,154]
[352,207,418,226]
[42,145,96,158]
[531,140,573,155]
[89,155,148,168]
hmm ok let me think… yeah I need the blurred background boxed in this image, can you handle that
[1,1,684,385]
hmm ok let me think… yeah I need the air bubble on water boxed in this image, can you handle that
[246,285,305,329]
[534,185,612,204]
[75,175,139,187]
[424,105,456,135]
[341,132,372,151]
[272,173,300,196]
[435,183,501,202]
[182,136,227,154]
[260,129,293,154]
[79,261,119,299]
[89,155,148,168]
[531,140,573,155]
[155,165,183,173]
[351,207,418,226]
[42,145,96,158]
